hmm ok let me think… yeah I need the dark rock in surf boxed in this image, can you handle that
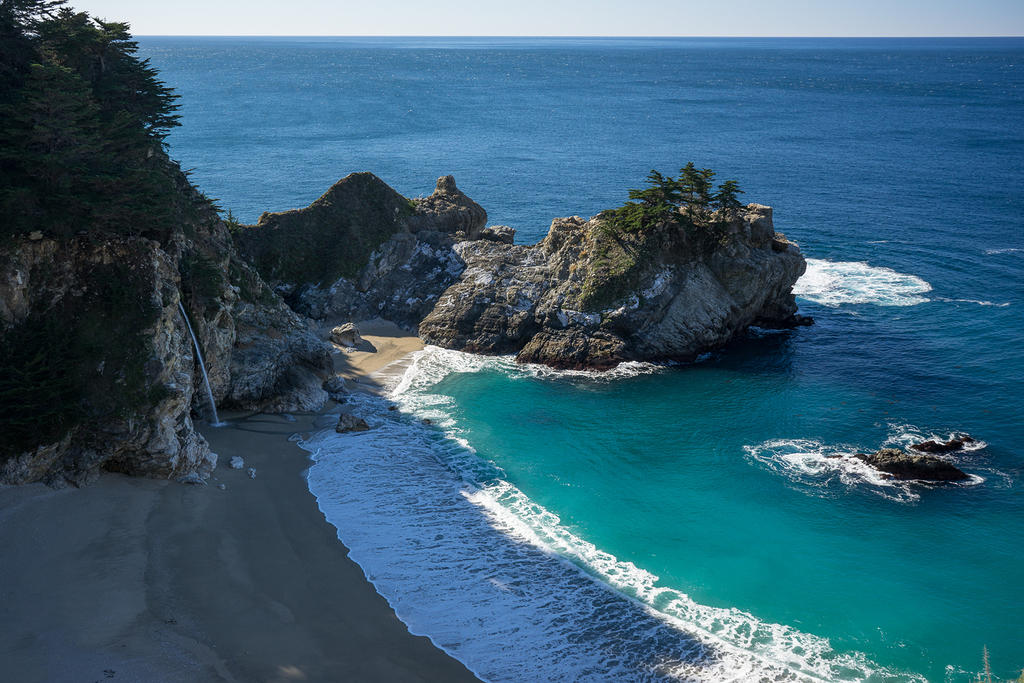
[852,448,969,482]
[335,413,370,433]
[910,435,975,453]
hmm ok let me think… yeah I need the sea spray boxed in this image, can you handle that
[793,259,932,307]
[177,300,224,426]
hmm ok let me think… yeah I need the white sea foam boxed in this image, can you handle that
[882,423,988,453]
[793,259,932,307]
[984,247,1022,255]
[934,297,1011,308]
[392,345,666,397]
[744,426,988,503]
[301,353,924,682]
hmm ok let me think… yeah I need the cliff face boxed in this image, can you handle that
[0,236,212,485]
[0,180,331,487]
[419,205,807,369]
[239,174,486,328]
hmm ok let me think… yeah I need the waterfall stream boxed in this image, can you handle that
[177,300,225,426]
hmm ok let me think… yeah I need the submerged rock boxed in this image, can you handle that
[229,456,245,470]
[335,413,370,433]
[911,435,975,453]
[852,448,969,482]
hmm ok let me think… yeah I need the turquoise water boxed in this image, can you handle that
[141,37,1024,680]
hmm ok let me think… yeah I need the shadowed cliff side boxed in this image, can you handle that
[236,173,487,328]
[0,180,332,487]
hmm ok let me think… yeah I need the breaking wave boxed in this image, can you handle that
[793,259,933,307]
[744,425,990,503]
[302,349,925,682]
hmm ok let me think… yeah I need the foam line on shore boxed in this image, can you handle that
[303,348,925,682]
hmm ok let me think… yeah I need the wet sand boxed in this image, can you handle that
[0,321,478,682]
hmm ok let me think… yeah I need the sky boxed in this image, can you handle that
[79,0,1024,37]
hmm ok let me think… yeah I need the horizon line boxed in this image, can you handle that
[134,34,1024,39]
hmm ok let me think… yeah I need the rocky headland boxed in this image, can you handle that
[419,203,807,369]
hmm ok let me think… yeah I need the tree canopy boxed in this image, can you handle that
[602,164,746,235]
[0,0,185,240]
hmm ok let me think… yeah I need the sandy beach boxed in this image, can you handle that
[0,321,478,682]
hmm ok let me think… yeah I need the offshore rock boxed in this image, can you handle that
[419,204,808,369]
[852,448,969,482]
[335,413,370,433]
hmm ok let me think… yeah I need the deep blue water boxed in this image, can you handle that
[141,38,1024,681]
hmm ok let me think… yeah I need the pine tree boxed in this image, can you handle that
[713,180,744,212]
[0,62,102,234]
[0,2,183,240]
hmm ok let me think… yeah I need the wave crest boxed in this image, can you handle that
[391,345,666,397]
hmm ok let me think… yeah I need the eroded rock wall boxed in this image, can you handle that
[0,185,332,486]
[419,205,807,369]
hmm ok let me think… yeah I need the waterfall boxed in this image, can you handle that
[177,300,225,426]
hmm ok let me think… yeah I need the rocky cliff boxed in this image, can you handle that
[419,204,807,369]
[238,174,807,371]
[0,173,331,487]
[237,173,486,328]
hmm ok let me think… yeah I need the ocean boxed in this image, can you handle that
[140,37,1024,681]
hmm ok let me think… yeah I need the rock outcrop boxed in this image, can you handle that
[853,448,969,482]
[237,173,486,328]
[419,204,807,369]
[330,322,363,348]
[335,413,370,433]
[0,174,331,486]
[237,174,807,371]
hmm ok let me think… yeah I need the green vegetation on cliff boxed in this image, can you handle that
[0,1,203,464]
[599,163,744,236]
[578,164,746,310]
[0,253,166,461]
[0,0,185,240]
[235,172,417,287]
